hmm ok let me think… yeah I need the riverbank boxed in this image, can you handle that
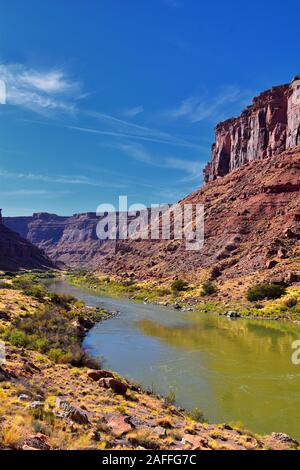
[65,271,300,322]
[0,271,298,450]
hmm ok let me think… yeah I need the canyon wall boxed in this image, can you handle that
[0,214,55,271]
[204,75,300,182]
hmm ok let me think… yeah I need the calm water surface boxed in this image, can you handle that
[48,280,300,440]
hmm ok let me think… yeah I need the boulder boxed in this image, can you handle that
[99,377,128,395]
[107,415,133,437]
[285,272,300,284]
[57,399,89,425]
[154,426,166,437]
[23,433,50,450]
[87,369,114,381]
[226,310,240,318]
[182,433,209,450]
[266,259,279,269]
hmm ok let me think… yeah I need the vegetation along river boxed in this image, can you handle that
[48,280,300,440]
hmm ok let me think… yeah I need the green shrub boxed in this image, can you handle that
[246,284,286,301]
[48,292,76,309]
[164,389,176,406]
[7,329,29,347]
[188,407,206,423]
[0,281,12,289]
[5,307,101,368]
[201,281,217,296]
[284,297,298,308]
[171,279,188,292]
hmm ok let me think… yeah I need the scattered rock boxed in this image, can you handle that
[284,228,296,239]
[29,401,44,409]
[271,432,298,446]
[57,399,89,425]
[226,310,240,318]
[87,369,114,381]
[277,248,287,259]
[99,378,128,395]
[23,433,50,450]
[154,426,166,437]
[182,433,208,450]
[19,394,31,401]
[107,415,134,437]
[285,272,299,284]
[0,311,9,321]
[266,259,279,269]
[22,445,40,451]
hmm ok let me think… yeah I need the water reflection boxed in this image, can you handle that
[48,280,300,440]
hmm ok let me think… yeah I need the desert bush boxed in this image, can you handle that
[284,297,298,308]
[201,281,217,296]
[188,407,206,423]
[7,329,29,347]
[246,284,286,301]
[48,292,76,309]
[4,307,101,368]
[128,429,160,450]
[171,279,188,292]
[164,389,176,406]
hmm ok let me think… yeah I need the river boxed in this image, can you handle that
[48,280,300,440]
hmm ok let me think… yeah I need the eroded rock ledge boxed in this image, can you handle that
[204,75,300,182]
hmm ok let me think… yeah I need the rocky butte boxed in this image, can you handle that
[204,75,300,181]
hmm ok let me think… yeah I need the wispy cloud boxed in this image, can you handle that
[0,61,205,150]
[166,85,253,123]
[0,169,126,188]
[118,143,203,182]
[69,109,203,149]
[121,105,144,118]
[0,63,80,115]
[0,189,71,197]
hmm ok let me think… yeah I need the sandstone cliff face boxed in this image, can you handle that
[0,219,55,271]
[204,75,300,182]
[4,211,144,268]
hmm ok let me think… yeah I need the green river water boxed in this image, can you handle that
[48,280,300,440]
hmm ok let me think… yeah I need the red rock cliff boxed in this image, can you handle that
[204,75,300,182]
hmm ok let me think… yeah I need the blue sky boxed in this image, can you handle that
[0,0,300,216]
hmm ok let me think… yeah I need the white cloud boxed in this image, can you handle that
[166,85,254,123]
[121,105,144,118]
[0,63,80,114]
[20,70,76,93]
